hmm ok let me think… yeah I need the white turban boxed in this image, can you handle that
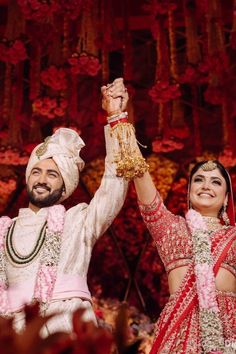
[25,128,85,200]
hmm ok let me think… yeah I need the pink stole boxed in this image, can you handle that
[7,274,92,313]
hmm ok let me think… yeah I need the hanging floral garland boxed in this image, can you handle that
[179,63,209,85]
[149,80,181,104]
[17,0,60,22]
[186,210,225,353]
[58,0,84,20]
[0,38,27,65]
[152,136,183,153]
[68,52,101,76]
[40,65,67,91]
[203,53,229,105]
[32,96,68,119]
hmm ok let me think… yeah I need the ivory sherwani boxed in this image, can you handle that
[2,125,128,335]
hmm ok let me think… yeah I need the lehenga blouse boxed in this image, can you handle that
[138,192,236,277]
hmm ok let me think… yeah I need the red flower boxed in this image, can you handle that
[33,98,43,108]
[41,66,67,91]
[179,64,209,85]
[59,99,68,109]
[149,80,181,103]
[0,39,27,64]
[32,96,68,119]
[48,98,57,108]
[152,136,184,153]
[68,53,101,77]
[166,126,190,139]
[219,146,236,168]
[54,107,65,117]
[58,0,84,20]
[17,0,60,21]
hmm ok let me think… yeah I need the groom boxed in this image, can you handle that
[0,78,130,336]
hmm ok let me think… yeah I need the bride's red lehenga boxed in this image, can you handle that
[139,192,236,354]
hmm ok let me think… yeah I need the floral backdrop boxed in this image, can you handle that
[1,0,236,338]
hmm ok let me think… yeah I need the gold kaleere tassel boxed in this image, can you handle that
[110,122,149,180]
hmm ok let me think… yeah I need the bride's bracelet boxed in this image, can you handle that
[107,111,128,127]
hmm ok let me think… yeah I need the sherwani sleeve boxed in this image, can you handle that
[82,124,129,242]
[68,124,137,246]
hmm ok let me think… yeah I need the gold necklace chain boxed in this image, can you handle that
[202,216,222,232]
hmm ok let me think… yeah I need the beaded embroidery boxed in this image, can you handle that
[139,193,236,353]
[5,221,47,266]
[35,136,51,158]
[0,205,66,314]
[186,209,225,353]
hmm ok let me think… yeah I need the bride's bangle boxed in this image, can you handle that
[107,111,128,126]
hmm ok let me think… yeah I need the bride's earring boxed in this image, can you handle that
[222,203,230,226]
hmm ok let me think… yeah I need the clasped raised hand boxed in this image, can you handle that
[101,77,129,117]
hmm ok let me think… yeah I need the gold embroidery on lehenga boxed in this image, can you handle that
[138,192,236,353]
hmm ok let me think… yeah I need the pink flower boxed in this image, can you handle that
[34,265,57,303]
[0,217,12,248]
[194,263,219,311]
[185,209,207,232]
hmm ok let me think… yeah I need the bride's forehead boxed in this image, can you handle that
[192,167,223,178]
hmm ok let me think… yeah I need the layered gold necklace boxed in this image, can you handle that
[5,220,47,266]
[202,216,223,233]
[0,205,66,313]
